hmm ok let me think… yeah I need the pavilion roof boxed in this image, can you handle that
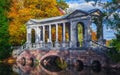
[26,8,102,25]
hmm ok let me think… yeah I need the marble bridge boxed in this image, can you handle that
[14,8,103,50]
[13,8,111,69]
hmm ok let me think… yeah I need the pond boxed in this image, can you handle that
[0,63,120,75]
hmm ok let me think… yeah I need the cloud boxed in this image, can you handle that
[66,0,111,13]
[66,0,85,4]
[67,2,97,13]
[66,0,115,40]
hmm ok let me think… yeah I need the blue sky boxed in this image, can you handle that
[65,0,112,3]
[65,0,116,40]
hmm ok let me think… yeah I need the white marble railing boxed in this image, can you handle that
[13,42,70,51]
[90,40,113,52]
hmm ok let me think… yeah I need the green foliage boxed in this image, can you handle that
[111,36,120,51]
[57,0,69,10]
[55,58,67,69]
[0,0,11,60]
[105,0,120,62]
[106,0,120,50]
[85,0,120,62]
[107,47,120,63]
[78,23,83,46]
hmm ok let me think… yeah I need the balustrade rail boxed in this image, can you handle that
[12,42,70,51]
[90,40,113,53]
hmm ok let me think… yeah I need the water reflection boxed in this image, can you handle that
[0,63,120,75]
[12,62,120,75]
[0,63,18,75]
[40,55,63,72]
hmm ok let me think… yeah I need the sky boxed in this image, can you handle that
[65,0,112,3]
[65,0,116,40]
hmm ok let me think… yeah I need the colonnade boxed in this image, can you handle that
[26,22,69,48]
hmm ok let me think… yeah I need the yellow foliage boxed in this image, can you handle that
[45,25,69,43]
[92,31,97,41]
[8,0,62,45]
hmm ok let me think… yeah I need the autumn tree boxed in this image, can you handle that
[8,0,68,45]
[91,30,97,41]
[57,0,69,10]
[45,25,69,43]
[57,0,69,14]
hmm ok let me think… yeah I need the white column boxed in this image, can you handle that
[70,22,77,48]
[35,27,39,43]
[26,27,31,43]
[56,24,58,42]
[36,27,41,43]
[63,23,66,42]
[43,26,45,42]
[26,26,32,48]
[39,28,41,42]
[49,25,52,42]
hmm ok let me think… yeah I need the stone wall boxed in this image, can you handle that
[16,49,108,67]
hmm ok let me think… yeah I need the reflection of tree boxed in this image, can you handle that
[0,64,16,75]
[40,56,63,72]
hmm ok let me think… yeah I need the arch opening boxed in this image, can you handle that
[40,55,67,72]
[75,60,84,71]
[91,60,101,72]
[90,23,97,41]
[31,29,35,43]
[76,23,84,47]
[45,26,49,43]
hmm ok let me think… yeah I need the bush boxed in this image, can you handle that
[107,47,120,63]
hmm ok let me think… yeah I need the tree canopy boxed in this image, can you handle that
[8,0,68,45]
[0,0,11,60]
[105,0,120,51]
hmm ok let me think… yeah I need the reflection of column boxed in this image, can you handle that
[63,23,66,42]
[49,25,52,42]
[56,24,58,42]
[43,26,45,42]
